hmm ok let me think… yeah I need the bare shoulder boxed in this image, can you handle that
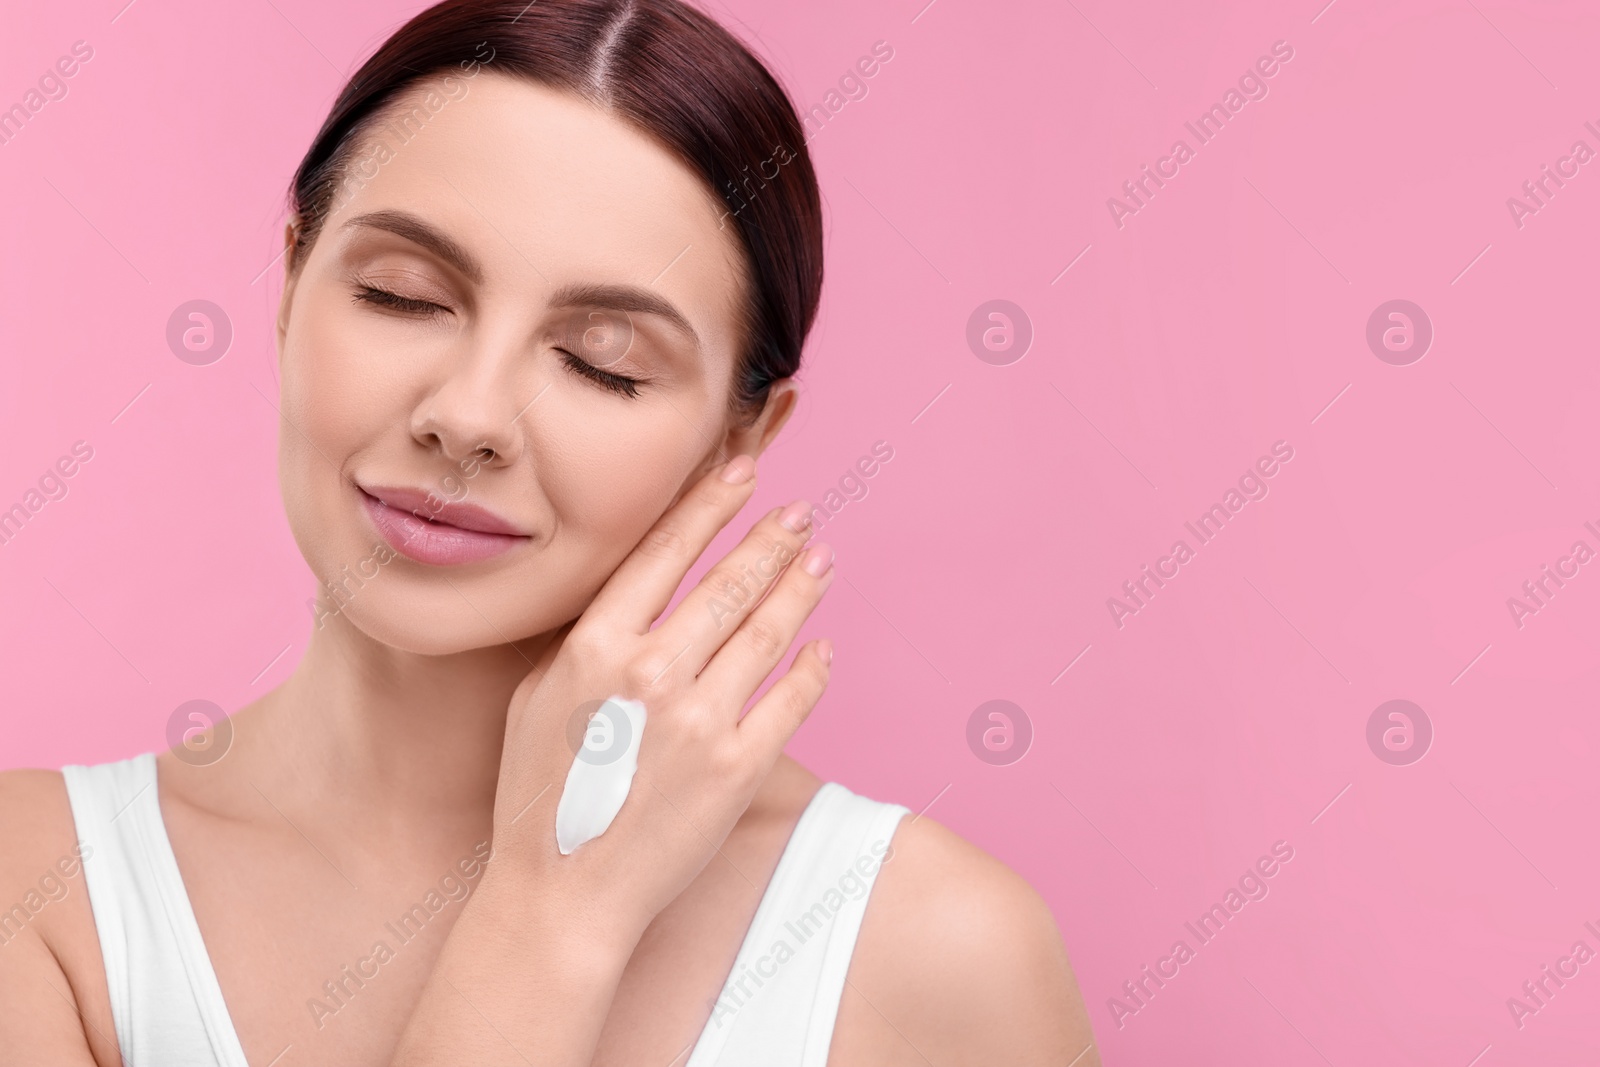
[0,767,115,1065]
[0,767,80,889]
[831,809,1101,1066]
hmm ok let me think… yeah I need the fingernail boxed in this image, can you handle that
[802,543,833,577]
[818,639,833,666]
[720,455,756,483]
[779,499,812,533]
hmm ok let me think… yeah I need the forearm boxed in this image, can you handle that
[388,866,644,1066]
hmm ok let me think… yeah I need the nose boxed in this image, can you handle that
[410,340,527,468]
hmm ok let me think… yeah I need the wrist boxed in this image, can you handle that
[470,851,651,963]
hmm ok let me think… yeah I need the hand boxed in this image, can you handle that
[488,453,835,943]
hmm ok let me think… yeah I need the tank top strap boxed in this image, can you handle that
[687,781,911,1067]
[61,753,248,1067]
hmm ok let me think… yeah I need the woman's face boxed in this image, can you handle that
[274,73,789,654]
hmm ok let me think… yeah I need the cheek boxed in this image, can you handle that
[530,401,706,555]
[286,286,420,447]
[277,285,408,571]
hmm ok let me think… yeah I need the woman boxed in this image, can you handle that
[0,1,1096,1062]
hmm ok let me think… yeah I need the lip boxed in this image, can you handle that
[357,483,532,566]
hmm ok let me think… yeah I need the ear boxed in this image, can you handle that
[275,218,303,361]
[718,378,798,467]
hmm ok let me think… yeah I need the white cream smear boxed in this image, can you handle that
[555,695,648,855]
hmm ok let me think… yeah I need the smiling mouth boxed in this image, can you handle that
[357,486,531,566]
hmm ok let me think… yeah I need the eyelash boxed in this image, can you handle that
[557,349,643,398]
[353,284,444,318]
[352,284,646,399]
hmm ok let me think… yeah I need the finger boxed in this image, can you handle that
[652,500,817,675]
[585,453,759,632]
[736,638,833,774]
[694,540,833,706]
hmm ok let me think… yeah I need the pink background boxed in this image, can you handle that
[4,0,1599,1062]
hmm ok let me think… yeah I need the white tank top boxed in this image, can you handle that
[61,753,909,1067]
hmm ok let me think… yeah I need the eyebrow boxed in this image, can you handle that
[546,282,701,354]
[341,209,702,352]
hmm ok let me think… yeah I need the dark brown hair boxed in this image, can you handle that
[285,0,823,425]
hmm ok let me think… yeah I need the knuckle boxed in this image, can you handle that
[775,566,818,607]
[776,678,815,723]
[638,524,690,561]
[751,531,799,577]
[624,652,678,693]
[706,562,761,610]
[739,617,787,661]
[759,571,817,625]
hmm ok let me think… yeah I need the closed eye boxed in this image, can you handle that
[353,284,645,398]
[353,285,449,318]
[559,349,644,398]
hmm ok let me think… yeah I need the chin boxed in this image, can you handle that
[315,590,497,655]
[314,562,585,657]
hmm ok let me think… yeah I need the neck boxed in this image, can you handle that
[238,610,560,843]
